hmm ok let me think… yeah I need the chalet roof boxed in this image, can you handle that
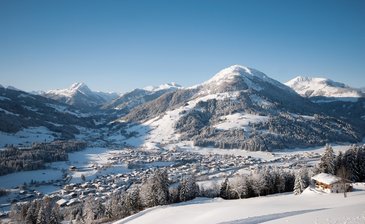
[56,198,68,206]
[311,173,341,185]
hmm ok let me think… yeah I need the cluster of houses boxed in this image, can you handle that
[109,148,265,182]
[55,172,135,207]
[2,147,353,214]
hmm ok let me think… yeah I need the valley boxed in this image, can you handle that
[0,65,364,223]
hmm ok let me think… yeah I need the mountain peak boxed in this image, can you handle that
[285,76,363,100]
[70,82,87,90]
[200,64,289,93]
[143,82,182,92]
[204,65,273,86]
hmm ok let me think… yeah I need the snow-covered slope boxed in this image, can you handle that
[204,65,285,88]
[200,65,293,94]
[143,82,182,92]
[285,76,363,102]
[0,86,96,145]
[43,82,119,108]
[104,82,182,111]
[115,184,365,224]
[121,65,362,151]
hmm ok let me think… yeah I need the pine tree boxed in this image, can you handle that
[49,206,61,224]
[179,176,199,202]
[25,201,37,224]
[318,144,335,174]
[83,197,96,223]
[344,148,357,181]
[220,177,230,199]
[293,170,307,195]
[276,170,286,193]
[129,186,142,212]
[36,205,47,224]
[105,192,124,219]
[140,169,170,207]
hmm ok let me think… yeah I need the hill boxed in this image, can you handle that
[115,183,365,224]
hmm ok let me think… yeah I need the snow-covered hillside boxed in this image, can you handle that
[121,65,363,151]
[115,184,365,224]
[143,82,182,92]
[43,82,119,107]
[285,76,363,102]
[104,82,182,111]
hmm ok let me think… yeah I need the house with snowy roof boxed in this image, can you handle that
[311,173,351,193]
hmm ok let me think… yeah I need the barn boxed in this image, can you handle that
[311,173,351,193]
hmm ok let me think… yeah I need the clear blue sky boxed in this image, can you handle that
[0,0,364,92]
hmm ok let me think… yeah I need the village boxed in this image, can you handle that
[0,145,325,215]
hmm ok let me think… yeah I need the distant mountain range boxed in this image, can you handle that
[0,85,95,141]
[42,82,120,108]
[103,82,182,114]
[285,76,364,102]
[1,65,364,150]
[121,65,364,150]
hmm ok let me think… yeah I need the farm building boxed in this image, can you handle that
[311,173,351,193]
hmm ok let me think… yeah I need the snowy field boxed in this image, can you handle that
[0,126,55,147]
[115,184,365,224]
[0,147,130,190]
[214,113,269,131]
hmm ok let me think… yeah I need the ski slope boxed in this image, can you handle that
[115,184,365,224]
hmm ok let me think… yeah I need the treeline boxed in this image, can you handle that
[316,144,365,182]
[293,144,365,195]
[335,145,365,182]
[10,169,199,223]
[10,168,294,223]
[218,167,295,199]
[0,140,87,176]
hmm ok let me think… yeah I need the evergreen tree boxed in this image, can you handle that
[140,169,170,207]
[343,148,357,181]
[125,186,142,215]
[276,170,286,193]
[220,177,231,199]
[293,169,307,195]
[49,206,61,224]
[178,176,199,202]
[318,144,336,174]
[25,201,37,224]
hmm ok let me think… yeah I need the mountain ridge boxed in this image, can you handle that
[43,82,120,108]
[285,76,364,102]
[121,65,364,151]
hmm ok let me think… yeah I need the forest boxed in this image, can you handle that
[0,140,87,176]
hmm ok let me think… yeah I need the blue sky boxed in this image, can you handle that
[0,0,364,92]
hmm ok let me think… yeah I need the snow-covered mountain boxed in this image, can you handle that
[201,65,291,93]
[1,65,364,149]
[104,82,182,112]
[121,65,363,151]
[43,82,120,108]
[143,82,182,92]
[0,85,97,145]
[285,76,364,102]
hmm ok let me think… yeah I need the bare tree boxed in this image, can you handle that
[336,166,351,198]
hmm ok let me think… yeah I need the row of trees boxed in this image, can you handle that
[10,169,200,223]
[0,140,86,176]
[219,167,295,199]
[317,144,365,182]
[293,144,365,195]
[9,144,365,223]
[10,196,61,224]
